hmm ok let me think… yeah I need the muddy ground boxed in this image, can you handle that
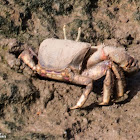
[0,0,140,140]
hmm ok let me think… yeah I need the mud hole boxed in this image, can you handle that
[0,0,140,140]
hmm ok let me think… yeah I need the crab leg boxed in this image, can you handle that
[71,60,113,109]
[81,60,114,106]
[99,69,114,105]
[70,75,93,110]
[18,49,71,81]
[86,44,108,68]
[112,63,125,98]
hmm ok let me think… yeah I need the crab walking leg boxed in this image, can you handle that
[75,27,81,42]
[63,25,67,40]
[82,60,114,105]
[112,63,125,97]
[99,69,114,105]
[70,76,93,110]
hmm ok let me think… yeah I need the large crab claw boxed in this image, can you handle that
[103,46,139,74]
[89,45,139,74]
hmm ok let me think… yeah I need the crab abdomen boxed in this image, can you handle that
[38,38,91,72]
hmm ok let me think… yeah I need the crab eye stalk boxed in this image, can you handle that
[75,27,81,42]
[63,25,67,40]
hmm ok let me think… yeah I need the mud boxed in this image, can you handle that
[0,0,140,140]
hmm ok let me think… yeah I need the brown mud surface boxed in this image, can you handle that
[0,0,140,140]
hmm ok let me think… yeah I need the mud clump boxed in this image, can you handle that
[0,0,140,139]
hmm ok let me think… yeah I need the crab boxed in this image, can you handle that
[19,25,139,109]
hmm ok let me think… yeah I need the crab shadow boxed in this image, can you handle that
[121,71,140,104]
[81,71,140,111]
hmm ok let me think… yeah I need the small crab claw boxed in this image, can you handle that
[18,49,37,71]
[122,57,139,74]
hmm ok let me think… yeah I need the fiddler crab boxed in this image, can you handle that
[19,25,139,109]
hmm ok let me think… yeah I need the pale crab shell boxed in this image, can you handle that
[38,38,91,72]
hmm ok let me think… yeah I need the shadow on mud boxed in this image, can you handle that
[120,71,140,104]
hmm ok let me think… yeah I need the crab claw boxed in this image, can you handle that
[102,46,139,75]
[18,49,37,71]
[122,57,139,74]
